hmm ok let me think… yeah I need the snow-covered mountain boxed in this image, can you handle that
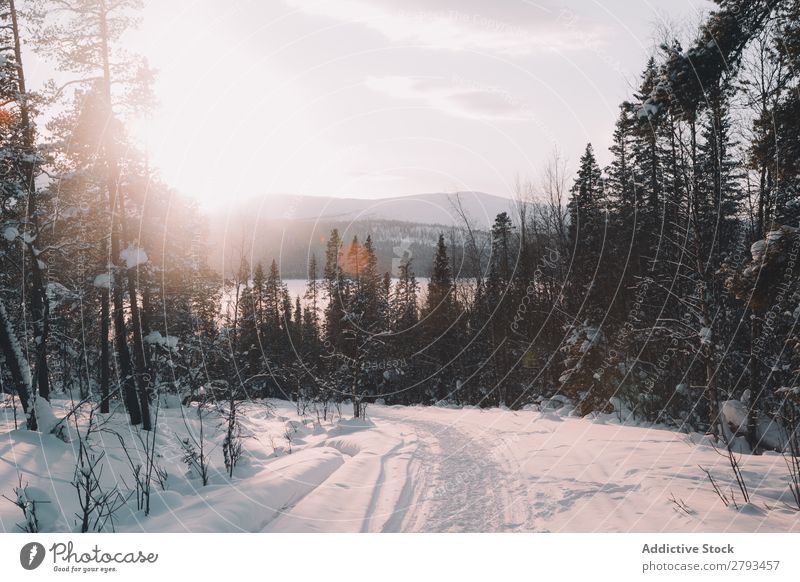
[233,191,519,228]
[209,191,514,277]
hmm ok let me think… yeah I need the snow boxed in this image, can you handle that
[32,397,66,440]
[330,416,376,434]
[750,239,766,261]
[159,393,182,409]
[766,229,785,242]
[14,483,59,532]
[637,101,660,120]
[93,273,111,289]
[1,398,799,533]
[721,399,789,452]
[46,282,72,307]
[721,399,748,432]
[3,226,18,241]
[757,416,790,451]
[144,331,179,349]
[120,244,148,269]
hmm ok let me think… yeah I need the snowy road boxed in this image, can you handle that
[253,406,530,532]
[257,404,800,533]
[371,407,521,532]
[251,405,529,532]
[2,399,799,533]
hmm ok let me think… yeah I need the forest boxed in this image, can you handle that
[1,0,800,464]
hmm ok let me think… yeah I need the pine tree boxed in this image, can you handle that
[420,234,459,402]
[237,276,260,376]
[0,0,39,426]
[633,58,664,213]
[337,235,383,417]
[0,0,51,420]
[29,0,154,428]
[360,235,382,327]
[281,286,293,334]
[607,104,636,210]
[560,144,620,414]
[392,258,419,331]
[302,254,321,361]
[323,229,346,349]
[305,253,320,339]
[252,262,267,333]
[485,213,517,405]
[566,143,609,316]
[425,234,455,320]
[265,260,284,342]
[293,295,303,342]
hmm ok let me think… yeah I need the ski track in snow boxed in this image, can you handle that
[260,408,525,532]
[373,409,520,532]
[2,399,799,533]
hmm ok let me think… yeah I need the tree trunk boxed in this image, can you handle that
[127,265,152,430]
[705,349,720,438]
[10,0,50,402]
[116,173,151,429]
[352,378,360,418]
[26,248,50,401]
[699,288,720,438]
[0,300,35,429]
[100,288,110,413]
[747,315,762,450]
[746,151,769,450]
[110,212,141,425]
[98,1,144,426]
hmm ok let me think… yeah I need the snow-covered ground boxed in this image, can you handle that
[1,396,798,533]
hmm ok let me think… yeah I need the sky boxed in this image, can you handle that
[28,0,713,209]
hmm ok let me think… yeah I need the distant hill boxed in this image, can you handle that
[208,192,519,278]
[232,191,518,227]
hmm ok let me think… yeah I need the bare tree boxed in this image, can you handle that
[221,392,244,478]
[538,147,570,249]
[448,192,489,284]
[180,398,210,486]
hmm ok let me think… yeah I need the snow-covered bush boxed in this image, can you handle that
[558,322,614,416]
[3,477,40,532]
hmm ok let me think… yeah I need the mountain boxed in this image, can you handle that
[233,191,518,228]
[208,191,516,278]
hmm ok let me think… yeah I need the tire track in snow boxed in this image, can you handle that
[360,438,405,532]
[372,409,521,532]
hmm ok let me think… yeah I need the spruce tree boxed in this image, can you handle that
[566,143,609,315]
[323,229,346,349]
[421,234,459,402]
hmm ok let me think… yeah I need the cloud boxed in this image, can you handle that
[365,76,535,121]
[284,0,606,56]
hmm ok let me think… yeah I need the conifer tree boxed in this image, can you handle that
[323,229,346,350]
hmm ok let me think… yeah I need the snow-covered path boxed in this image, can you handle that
[370,407,521,532]
[253,404,800,533]
[254,406,526,532]
[2,399,799,533]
